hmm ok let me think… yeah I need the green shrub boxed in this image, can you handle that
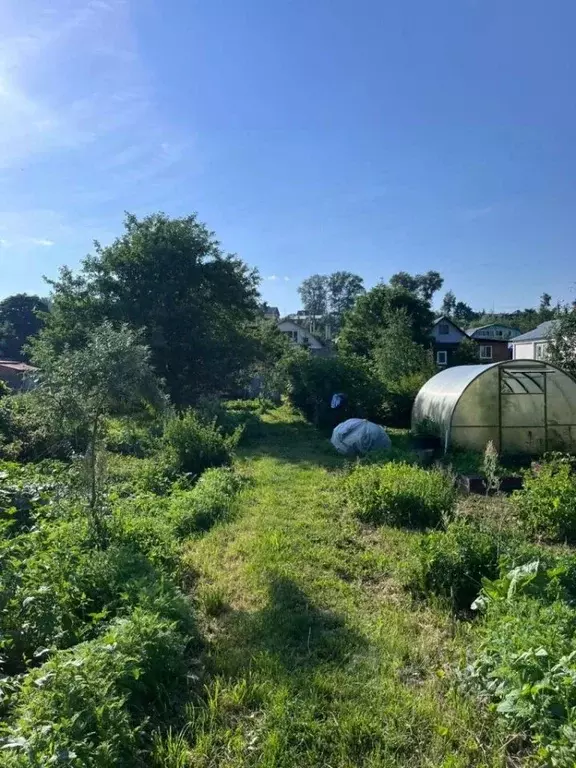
[112,506,180,574]
[168,467,245,536]
[106,454,177,497]
[163,409,238,477]
[115,467,244,550]
[468,595,576,767]
[344,462,456,528]
[381,372,430,429]
[282,351,385,429]
[195,396,261,443]
[412,520,507,610]
[0,393,88,462]
[514,456,576,541]
[0,609,190,767]
[105,417,160,457]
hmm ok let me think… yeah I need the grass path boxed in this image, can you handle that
[183,408,505,767]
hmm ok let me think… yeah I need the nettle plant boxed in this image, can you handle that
[31,322,164,541]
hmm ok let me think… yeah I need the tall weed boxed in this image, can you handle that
[514,455,576,541]
[344,462,456,528]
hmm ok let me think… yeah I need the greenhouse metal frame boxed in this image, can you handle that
[412,359,576,455]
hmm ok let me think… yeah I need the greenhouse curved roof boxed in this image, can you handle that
[412,359,576,451]
[412,363,498,434]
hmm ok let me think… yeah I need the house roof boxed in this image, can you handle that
[278,319,325,347]
[510,320,558,344]
[466,323,522,337]
[432,315,468,336]
[0,360,36,373]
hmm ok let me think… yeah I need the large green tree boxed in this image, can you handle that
[326,272,364,317]
[389,270,443,302]
[40,212,261,404]
[0,294,49,360]
[298,274,328,320]
[338,283,434,358]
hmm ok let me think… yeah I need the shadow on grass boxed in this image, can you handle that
[210,575,364,676]
[241,417,346,470]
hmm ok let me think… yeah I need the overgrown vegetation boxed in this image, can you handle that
[2,212,576,767]
[343,461,457,528]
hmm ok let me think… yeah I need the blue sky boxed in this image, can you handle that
[1,0,575,315]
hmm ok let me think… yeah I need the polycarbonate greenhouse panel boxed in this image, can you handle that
[412,360,576,455]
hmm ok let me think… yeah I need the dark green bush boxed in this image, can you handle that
[168,467,245,536]
[163,409,239,477]
[0,609,189,767]
[114,467,245,555]
[195,396,261,443]
[513,456,576,541]
[344,462,456,528]
[282,351,385,429]
[0,510,194,674]
[105,417,160,457]
[0,393,89,462]
[412,520,507,610]
[468,594,576,767]
[381,372,430,429]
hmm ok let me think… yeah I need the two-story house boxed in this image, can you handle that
[430,316,468,366]
[278,319,327,353]
[431,317,521,366]
[466,323,521,362]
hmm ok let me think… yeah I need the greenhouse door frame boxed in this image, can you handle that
[497,364,549,454]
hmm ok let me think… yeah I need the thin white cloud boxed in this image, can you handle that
[283,276,291,282]
[264,275,279,281]
[29,238,55,246]
[0,0,179,182]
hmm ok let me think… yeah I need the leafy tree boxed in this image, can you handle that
[373,310,435,383]
[370,311,435,427]
[548,308,576,378]
[40,212,261,404]
[0,294,48,360]
[441,291,457,317]
[453,301,476,326]
[338,283,434,358]
[326,272,364,317]
[539,292,552,311]
[298,274,328,323]
[451,337,479,365]
[390,270,444,302]
[31,322,163,528]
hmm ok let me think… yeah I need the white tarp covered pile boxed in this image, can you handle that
[330,418,391,456]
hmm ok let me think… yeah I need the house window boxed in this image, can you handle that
[282,330,298,342]
[439,323,449,335]
[480,345,492,360]
[436,350,448,365]
[535,342,548,360]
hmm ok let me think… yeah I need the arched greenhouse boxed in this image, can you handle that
[412,360,576,455]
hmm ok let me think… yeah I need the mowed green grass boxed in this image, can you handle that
[182,406,506,768]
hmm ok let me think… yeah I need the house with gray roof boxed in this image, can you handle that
[509,320,558,361]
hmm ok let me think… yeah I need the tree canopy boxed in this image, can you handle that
[548,307,576,379]
[389,270,444,302]
[40,212,262,404]
[0,294,48,361]
[338,283,434,358]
